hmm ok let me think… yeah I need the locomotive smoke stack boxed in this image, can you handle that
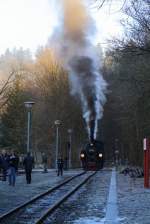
[89,119,95,143]
[51,0,107,139]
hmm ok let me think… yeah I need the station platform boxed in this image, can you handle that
[0,169,82,216]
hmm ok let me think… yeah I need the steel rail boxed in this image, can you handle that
[35,171,96,224]
[0,171,85,223]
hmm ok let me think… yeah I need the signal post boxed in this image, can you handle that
[143,138,150,188]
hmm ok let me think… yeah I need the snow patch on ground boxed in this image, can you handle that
[74,217,126,224]
[74,217,105,223]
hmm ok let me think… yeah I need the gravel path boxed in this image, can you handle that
[117,172,150,224]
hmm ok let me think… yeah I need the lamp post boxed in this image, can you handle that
[54,120,61,169]
[24,101,35,153]
[114,138,119,166]
[68,129,73,169]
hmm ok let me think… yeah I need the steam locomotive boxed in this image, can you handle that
[80,140,104,171]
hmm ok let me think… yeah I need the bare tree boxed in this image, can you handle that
[0,71,15,110]
[110,0,150,54]
[0,48,33,110]
[93,0,127,10]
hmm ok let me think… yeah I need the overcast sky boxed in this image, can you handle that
[0,0,124,56]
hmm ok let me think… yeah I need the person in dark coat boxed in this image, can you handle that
[42,152,48,173]
[23,152,34,184]
[8,151,19,186]
[0,153,2,177]
[1,151,9,181]
[57,158,64,176]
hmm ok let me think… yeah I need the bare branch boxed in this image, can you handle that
[96,0,106,8]
[0,71,15,96]
[94,0,127,11]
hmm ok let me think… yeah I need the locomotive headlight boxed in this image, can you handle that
[98,153,103,158]
[80,153,85,158]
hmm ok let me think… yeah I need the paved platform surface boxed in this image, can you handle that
[0,169,82,216]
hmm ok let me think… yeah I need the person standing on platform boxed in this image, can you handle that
[42,152,48,173]
[57,158,64,176]
[23,152,34,184]
[1,150,9,181]
[8,151,19,186]
[0,153,3,178]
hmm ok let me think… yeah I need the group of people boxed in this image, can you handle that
[0,150,19,186]
[0,150,64,186]
[0,150,34,186]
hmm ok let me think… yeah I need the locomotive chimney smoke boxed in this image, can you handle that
[51,0,107,139]
[89,119,95,143]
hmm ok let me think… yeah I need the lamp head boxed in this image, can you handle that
[24,101,35,109]
[54,120,61,126]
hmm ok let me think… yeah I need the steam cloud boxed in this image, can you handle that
[52,0,107,140]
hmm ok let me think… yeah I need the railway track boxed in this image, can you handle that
[0,171,96,224]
